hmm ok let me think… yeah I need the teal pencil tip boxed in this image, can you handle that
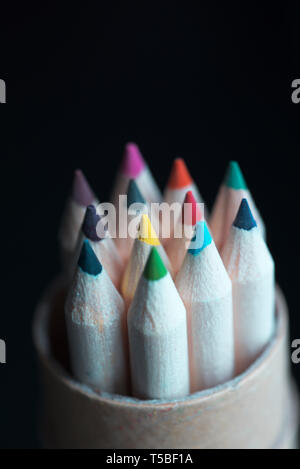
[225,161,247,190]
[127,179,146,207]
[143,247,168,281]
[78,239,102,276]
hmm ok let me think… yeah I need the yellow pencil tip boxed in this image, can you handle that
[138,215,160,246]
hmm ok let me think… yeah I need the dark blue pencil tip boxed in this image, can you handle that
[127,179,145,208]
[78,240,102,276]
[82,205,102,241]
[233,199,257,231]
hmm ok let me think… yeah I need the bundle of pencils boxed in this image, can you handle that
[61,143,275,401]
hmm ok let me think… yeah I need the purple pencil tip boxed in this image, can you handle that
[72,169,95,206]
[121,143,145,178]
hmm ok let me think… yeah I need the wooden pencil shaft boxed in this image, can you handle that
[176,239,234,391]
[222,221,275,374]
[128,273,190,399]
[65,256,129,395]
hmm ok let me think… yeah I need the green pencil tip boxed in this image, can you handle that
[143,247,168,281]
[225,161,247,190]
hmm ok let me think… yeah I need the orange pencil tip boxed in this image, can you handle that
[167,158,193,189]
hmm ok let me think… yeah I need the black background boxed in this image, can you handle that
[1,3,300,448]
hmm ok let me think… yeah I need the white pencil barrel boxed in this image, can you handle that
[188,297,234,391]
[34,277,298,448]
[128,275,190,399]
[136,167,162,204]
[65,265,129,395]
[222,223,275,375]
[176,240,235,391]
[128,328,190,399]
[66,320,128,395]
[233,276,275,374]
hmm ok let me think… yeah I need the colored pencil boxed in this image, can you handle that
[35,148,298,450]
[59,157,274,401]
[65,240,129,394]
[209,161,265,253]
[70,204,124,289]
[163,158,204,239]
[165,190,202,275]
[58,169,98,276]
[111,142,162,209]
[127,247,190,399]
[222,198,275,374]
[121,214,172,306]
[176,220,234,391]
[163,158,203,206]
[114,179,148,263]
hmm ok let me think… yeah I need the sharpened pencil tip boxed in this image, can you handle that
[82,205,104,241]
[167,158,193,189]
[188,221,212,256]
[225,161,247,190]
[72,169,95,206]
[144,247,168,281]
[127,179,146,207]
[182,190,202,225]
[138,214,160,246]
[121,143,145,178]
[233,198,257,230]
[78,240,102,276]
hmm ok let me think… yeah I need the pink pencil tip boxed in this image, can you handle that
[121,142,145,178]
[72,169,95,206]
[182,190,203,225]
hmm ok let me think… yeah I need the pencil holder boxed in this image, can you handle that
[33,276,299,449]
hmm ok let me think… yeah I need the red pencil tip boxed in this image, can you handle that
[72,169,95,206]
[121,142,145,178]
[182,190,202,225]
[167,158,193,189]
